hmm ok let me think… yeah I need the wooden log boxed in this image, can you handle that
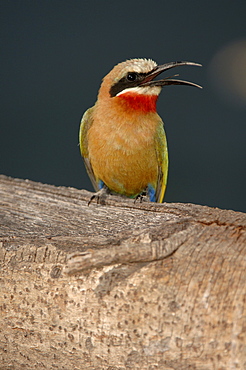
[0,174,245,369]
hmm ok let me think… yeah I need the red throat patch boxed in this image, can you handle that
[117,92,158,113]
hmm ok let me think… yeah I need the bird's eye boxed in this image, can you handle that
[126,72,138,81]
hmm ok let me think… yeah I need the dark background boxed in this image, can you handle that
[1,1,246,212]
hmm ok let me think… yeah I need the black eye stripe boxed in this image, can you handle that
[110,72,147,97]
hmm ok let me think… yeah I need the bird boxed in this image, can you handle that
[79,58,202,204]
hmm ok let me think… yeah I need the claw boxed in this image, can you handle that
[88,185,111,205]
[134,190,148,203]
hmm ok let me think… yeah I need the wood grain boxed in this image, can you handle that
[0,175,245,369]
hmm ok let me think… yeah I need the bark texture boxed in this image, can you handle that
[0,174,245,369]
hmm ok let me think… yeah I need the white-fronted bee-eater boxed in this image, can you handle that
[79,58,201,204]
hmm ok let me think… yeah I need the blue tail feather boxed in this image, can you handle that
[147,184,156,202]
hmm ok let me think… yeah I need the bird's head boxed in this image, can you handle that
[97,58,202,113]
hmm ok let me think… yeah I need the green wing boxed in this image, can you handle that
[155,121,168,203]
[79,106,99,191]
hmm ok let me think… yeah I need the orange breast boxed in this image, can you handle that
[87,99,160,197]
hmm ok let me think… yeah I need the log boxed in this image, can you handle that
[0,174,245,369]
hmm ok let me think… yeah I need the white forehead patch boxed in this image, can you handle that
[116,85,161,97]
[117,58,157,76]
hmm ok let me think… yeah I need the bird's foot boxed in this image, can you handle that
[88,186,111,205]
[134,190,148,203]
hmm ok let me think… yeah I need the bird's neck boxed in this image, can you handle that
[116,92,158,113]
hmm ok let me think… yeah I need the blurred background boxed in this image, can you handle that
[1,1,246,212]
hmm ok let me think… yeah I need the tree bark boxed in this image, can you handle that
[0,174,245,369]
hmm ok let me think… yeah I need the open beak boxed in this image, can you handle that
[141,61,202,89]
